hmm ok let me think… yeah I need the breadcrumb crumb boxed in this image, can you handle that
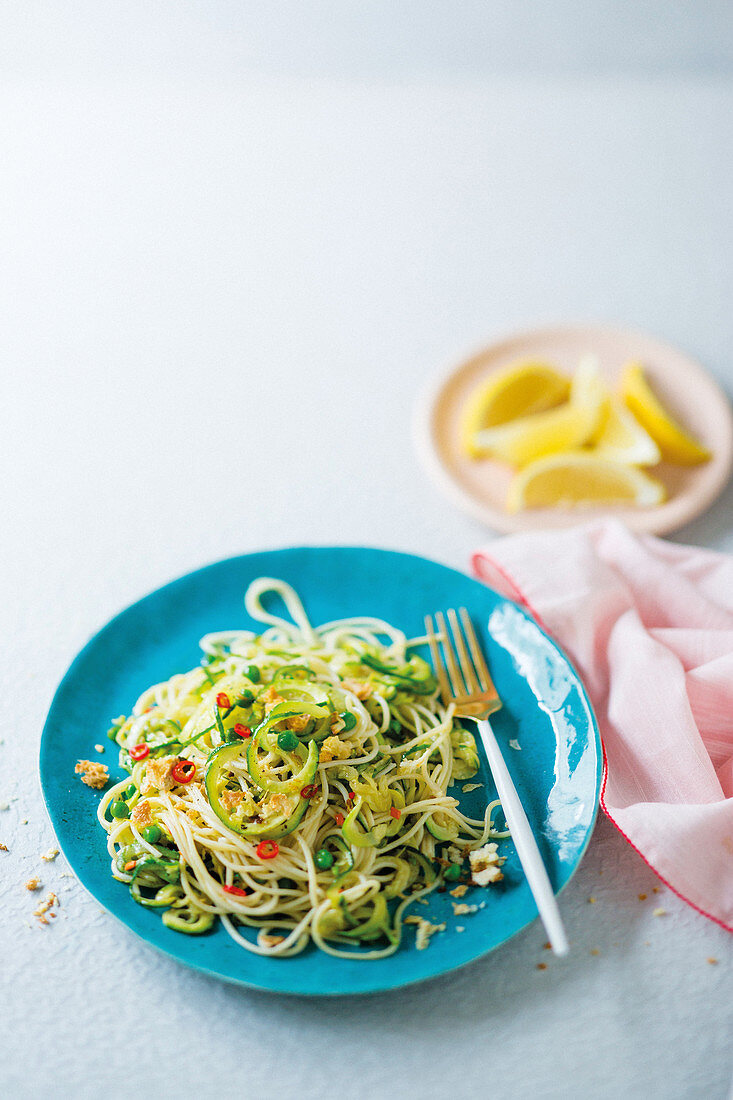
[25,877,41,891]
[452,901,478,916]
[536,962,547,970]
[33,892,59,924]
[449,884,468,899]
[707,957,718,965]
[319,736,352,763]
[652,907,666,917]
[94,744,104,753]
[468,843,505,886]
[590,948,600,956]
[41,848,59,862]
[75,759,109,789]
[638,893,647,901]
[404,915,446,950]
[258,933,285,948]
[0,843,7,852]
[588,896,597,904]
[462,783,483,793]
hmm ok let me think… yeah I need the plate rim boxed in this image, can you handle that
[414,322,733,536]
[39,544,603,996]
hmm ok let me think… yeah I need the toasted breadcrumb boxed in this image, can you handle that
[131,799,154,826]
[588,896,597,904]
[140,756,176,794]
[0,843,7,852]
[33,892,59,924]
[590,948,600,956]
[537,962,547,970]
[638,893,647,901]
[468,843,505,886]
[75,759,109,789]
[653,907,666,917]
[404,915,446,950]
[25,877,41,891]
[0,803,8,811]
[449,884,468,899]
[319,735,352,763]
[707,957,718,965]
[452,901,478,916]
[462,783,483,793]
[94,744,104,753]
[456,925,465,933]
[259,933,285,948]
[543,941,551,950]
[653,887,660,894]
[341,677,372,700]
[41,848,59,862]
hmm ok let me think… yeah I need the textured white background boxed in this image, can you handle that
[1,5,732,1099]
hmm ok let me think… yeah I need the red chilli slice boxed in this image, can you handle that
[129,743,149,760]
[335,813,345,827]
[256,840,279,860]
[300,784,319,800]
[216,692,231,709]
[389,807,402,819]
[171,759,196,784]
[223,883,249,897]
[234,724,252,739]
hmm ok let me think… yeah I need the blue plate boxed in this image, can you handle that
[40,547,601,995]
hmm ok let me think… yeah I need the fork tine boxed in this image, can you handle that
[435,611,465,696]
[424,615,451,702]
[447,608,480,694]
[459,608,492,692]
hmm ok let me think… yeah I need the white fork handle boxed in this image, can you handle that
[477,718,569,957]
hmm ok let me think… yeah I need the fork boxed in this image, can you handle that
[425,607,569,957]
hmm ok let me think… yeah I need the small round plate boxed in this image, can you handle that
[415,324,733,535]
[40,546,601,996]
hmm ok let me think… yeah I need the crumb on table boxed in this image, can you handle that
[33,892,59,925]
[0,842,7,852]
[25,877,41,891]
[652,907,666,917]
[41,848,59,862]
[449,884,468,899]
[94,744,104,753]
[75,759,109,789]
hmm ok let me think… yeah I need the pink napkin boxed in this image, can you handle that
[472,519,733,932]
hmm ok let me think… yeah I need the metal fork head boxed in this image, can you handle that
[424,607,502,720]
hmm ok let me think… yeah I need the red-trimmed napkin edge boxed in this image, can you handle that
[471,548,733,934]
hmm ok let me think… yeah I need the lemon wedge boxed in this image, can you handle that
[620,362,710,465]
[472,356,606,467]
[461,360,570,458]
[507,451,666,512]
[589,396,661,466]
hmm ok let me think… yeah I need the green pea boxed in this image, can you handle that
[314,848,335,870]
[110,801,130,820]
[444,863,462,881]
[340,712,357,731]
[246,665,261,683]
[277,730,300,752]
[239,689,254,706]
[142,825,162,844]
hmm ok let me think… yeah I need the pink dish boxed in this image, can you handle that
[414,324,733,536]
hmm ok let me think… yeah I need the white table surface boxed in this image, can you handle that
[1,6,732,1099]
